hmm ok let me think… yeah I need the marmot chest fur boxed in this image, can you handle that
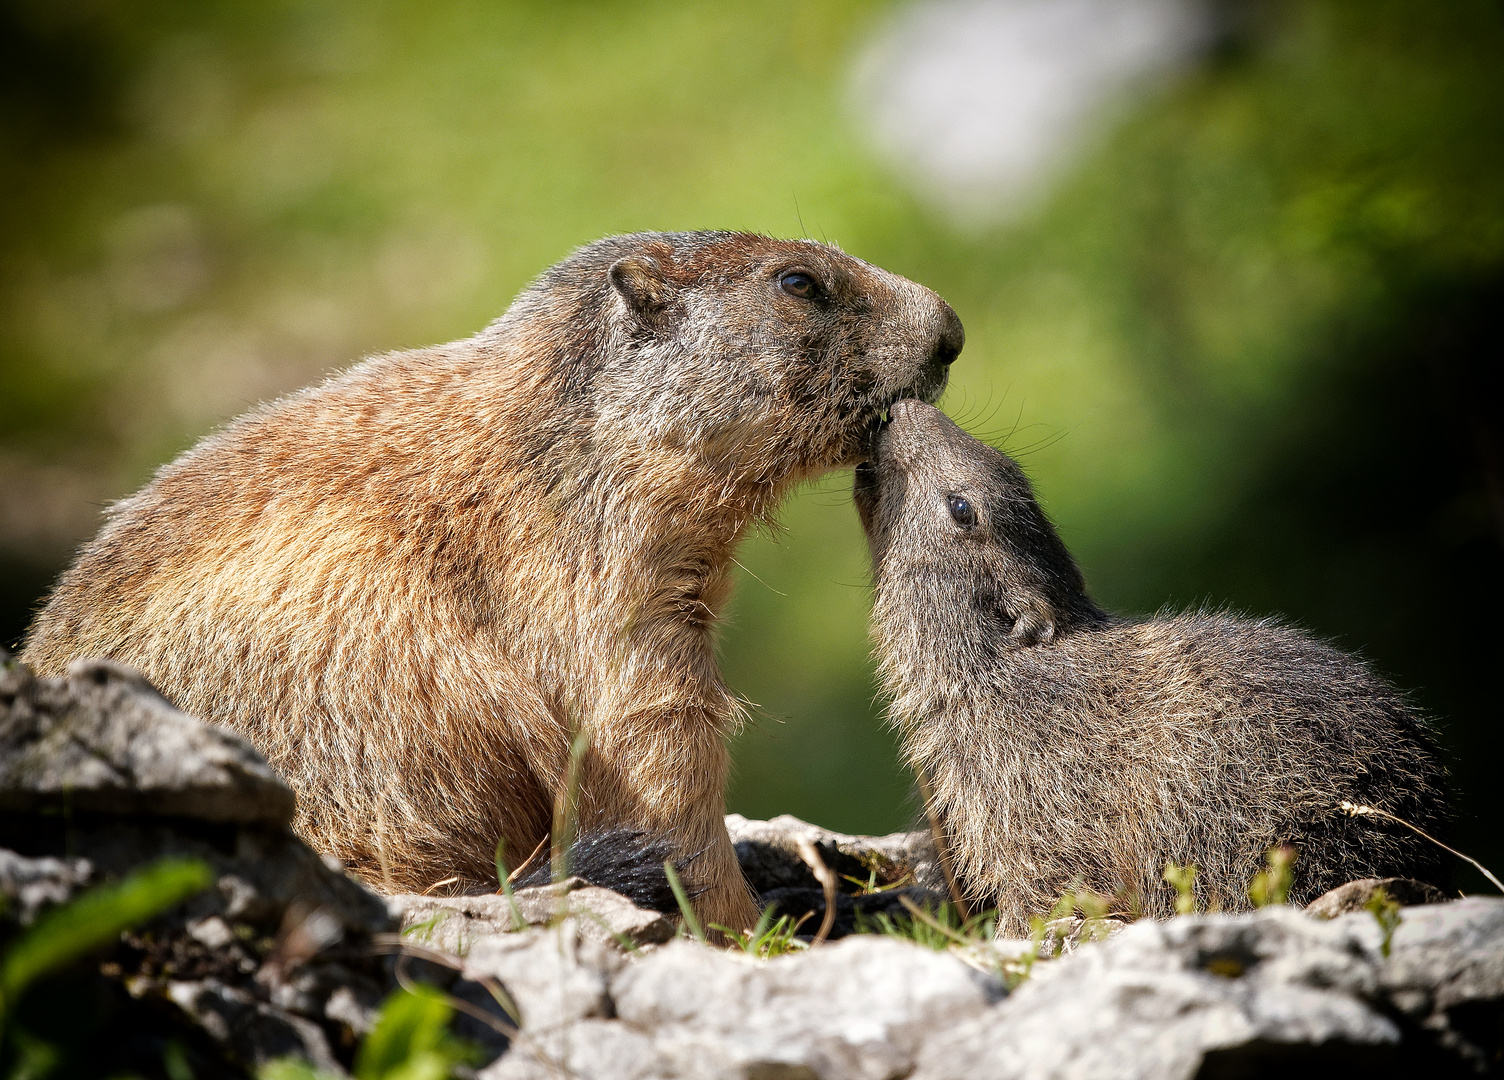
[23,231,965,931]
[855,399,1449,932]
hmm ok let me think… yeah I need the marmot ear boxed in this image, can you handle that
[609,255,671,325]
[1002,595,1057,648]
[1007,606,1057,647]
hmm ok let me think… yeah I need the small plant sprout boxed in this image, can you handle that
[1248,845,1298,908]
[400,908,453,945]
[551,726,592,885]
[711,906,811,959]
[858,897,999,959]
[491,839,527,932]
[663,861,706,944]
[1365,885,1403,958]
[1163,862,1199,915]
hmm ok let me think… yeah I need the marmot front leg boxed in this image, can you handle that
[577,717,759,935]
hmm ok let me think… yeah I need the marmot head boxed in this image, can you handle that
[498,232,963,484]
[855,400,1103,653]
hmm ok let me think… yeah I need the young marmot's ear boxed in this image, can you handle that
[609,255,671,326]
[1006,604,1057,647]
[994,589,1058,648]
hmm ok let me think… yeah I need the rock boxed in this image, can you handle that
[491,934,1003,1080]
[0,658,507,1077]
[392,877,675,953]
[615,935,1002,1079]
[727,813,953,942]
[1306,876,1449,918]
[0,658,294,826]
[167,979,346,1075]
[727,813,945,895]
[483,1018,661,1080]
[462,923,622,1035]
[761,884,956,939]
[912,900,1504,1080]
[0,848,94,924]
[1373,896,1504,1070]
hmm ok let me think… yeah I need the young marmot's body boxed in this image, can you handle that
[855,400,1449,932]
[23,232,964,931]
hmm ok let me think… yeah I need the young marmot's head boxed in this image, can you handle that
[501,232,964,482]
[855,400,1104,655]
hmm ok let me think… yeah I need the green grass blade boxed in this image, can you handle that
[663,861,704,944]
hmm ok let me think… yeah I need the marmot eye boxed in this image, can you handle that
[946,493,976,529]
[779,271,820,299]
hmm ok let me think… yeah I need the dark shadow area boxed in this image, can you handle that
[1,552,62,654]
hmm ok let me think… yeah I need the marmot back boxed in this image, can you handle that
[23,232,965,934]
[855,400,1450,932]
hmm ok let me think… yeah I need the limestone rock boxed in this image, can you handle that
[0,848,94,925]
[912,900,1504,1080]
[0,657,505,1077]
[167,979,346,1074]
[1372,896,1504,1069]
[1305,876,1448,919]
[490,934,1003,1080]
[727,812,945,894]
[0,658,294,825]
[392,877,675,953]
[462,922,624,1035]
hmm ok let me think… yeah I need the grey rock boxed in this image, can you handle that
[167,978,347,1076]
[0,658,509,1076]
[0,658,294,825]
[0,848,94,925]
[727,813,945,894]
[915,907,1399,1080]
[461,922,622,1034]
[913,900,1504,1080]
[611,935,1002,1080]
[393,877,674,953]
[481,1019,664,1080]
[1305,876,1448,919]
[1369,896,1504,1069]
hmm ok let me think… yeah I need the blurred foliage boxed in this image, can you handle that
[0,857,213,1079]
[1,2,1500,882]
[261,984,479,1080]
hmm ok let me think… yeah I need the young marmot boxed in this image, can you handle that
[854,400,1449,931]
[23,232,964,932]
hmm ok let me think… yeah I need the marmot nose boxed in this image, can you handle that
[933,304,964,366]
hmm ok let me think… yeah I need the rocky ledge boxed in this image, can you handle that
[2,656,1500,1079]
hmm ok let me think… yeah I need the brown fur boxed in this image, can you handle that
[22,232,964,932]
[855,400,1450,934]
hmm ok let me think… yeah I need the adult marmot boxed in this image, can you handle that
[855,400,1449,932]
[23,231,964,931]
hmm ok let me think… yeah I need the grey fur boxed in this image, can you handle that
[855,400,1451,933]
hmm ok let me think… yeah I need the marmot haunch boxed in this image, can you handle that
[22,231,964,932]
[854,399,1450,932]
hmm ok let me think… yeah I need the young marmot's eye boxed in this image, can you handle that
[946,493,976,529]
[779,271,820,299]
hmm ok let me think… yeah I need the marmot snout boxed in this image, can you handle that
[858,400,1450,931]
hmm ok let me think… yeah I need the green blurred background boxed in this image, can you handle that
[2,0,1499,889]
